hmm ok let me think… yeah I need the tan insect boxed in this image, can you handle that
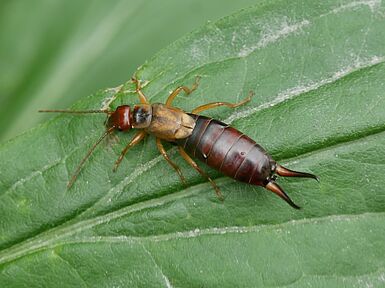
[40,76,318,208]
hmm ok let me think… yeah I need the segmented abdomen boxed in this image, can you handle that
[177,114,276,186]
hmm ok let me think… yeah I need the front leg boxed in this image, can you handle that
[131,76,150,104]
[113,130,147,172]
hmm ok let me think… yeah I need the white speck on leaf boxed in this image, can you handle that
[225,55,384,124]
[329,0,382,14]
[237,18,310,57]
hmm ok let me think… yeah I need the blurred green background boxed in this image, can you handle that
[0,0,258,142]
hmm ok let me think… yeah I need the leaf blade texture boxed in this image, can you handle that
[1,1,385,287]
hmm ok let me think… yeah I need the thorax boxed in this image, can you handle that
[133,103,195,141]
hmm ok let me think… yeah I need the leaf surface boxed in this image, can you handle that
[1,1,385,287]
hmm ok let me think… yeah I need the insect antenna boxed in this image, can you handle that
[67,126,116,188]
[39,108,116,187]
[38,109,112,115]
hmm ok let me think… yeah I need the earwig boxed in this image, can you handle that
[40,76,318,209]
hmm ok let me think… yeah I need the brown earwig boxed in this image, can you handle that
[40,76,318,209]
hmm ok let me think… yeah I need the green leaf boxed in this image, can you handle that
[1,0,385,287]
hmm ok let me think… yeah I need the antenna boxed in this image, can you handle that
[67,126,116,188]
[39,108,117,187]
[39,109,112,115]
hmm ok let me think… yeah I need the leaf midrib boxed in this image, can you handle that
[1,209,383,267]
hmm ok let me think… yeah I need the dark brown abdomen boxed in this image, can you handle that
[177,114,276,186]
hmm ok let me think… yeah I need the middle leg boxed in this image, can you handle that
[131,77,150,104]
[113,130,146,172]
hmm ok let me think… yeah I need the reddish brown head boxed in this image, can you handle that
[107,105,132,131]
[39,105,134,188]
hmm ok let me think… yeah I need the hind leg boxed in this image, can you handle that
[192,91,253,114]
[156,138,186,184]
[178,147,223,200]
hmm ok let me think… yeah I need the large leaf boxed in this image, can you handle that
[1,0,385,286]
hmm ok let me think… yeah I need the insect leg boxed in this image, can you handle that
[113,131,146,172]
[191,91,253,114]
[165,76,201,106]
[156,138,186,184]
[131,77,150,104]
[178,146,223,200]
